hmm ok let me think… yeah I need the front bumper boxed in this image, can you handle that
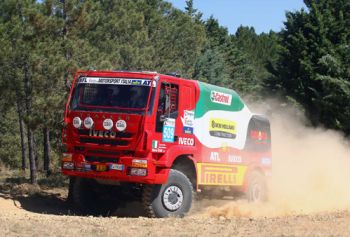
[61,154,169,184]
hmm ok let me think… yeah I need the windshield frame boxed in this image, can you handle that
[68,75,157,114]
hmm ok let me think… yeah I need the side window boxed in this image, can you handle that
[244,116,271,152]
[156,83,179,132]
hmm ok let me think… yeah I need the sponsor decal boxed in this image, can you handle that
[116,120,127,131]
[162,118,175,143]
[183,127,193,134]
[251,130,268,141]
[109,164,124,171]
[209,118,237,139]
[210,152,220,162]
[178,137,194,146]
[228,155,242,163]
[152,80,157,87]
[89,130,117,138]
[181,110,195,134]
[152,140,158,148]
[210,91,232,106]
[78,77,153,87]
[261,157,271,166]
[197,163,247,186]
[164,118,175,126]
[152,140,167,153]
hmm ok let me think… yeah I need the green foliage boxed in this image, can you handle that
[233,26,280,85]
[193,44,229,85]
[271,0,350,133]
[193,16,277,97]
[82,0,206,76]
[0,109,22,168]
[225,42,261,96]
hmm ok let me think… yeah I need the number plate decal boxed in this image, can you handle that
[162,118,175,143]
[109,164,124,171]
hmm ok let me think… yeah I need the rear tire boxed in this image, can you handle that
[142,169,193,218]
[247,171,268,202]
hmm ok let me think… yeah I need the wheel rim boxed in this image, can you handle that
[251,181,262,202]
[162,185,184,211]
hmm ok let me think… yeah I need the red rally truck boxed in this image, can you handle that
[62,70,272,217]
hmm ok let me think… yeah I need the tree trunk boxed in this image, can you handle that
[27,128,37,184]
[33,134,39,169]
[43,127,51,176]
[23,63,37,184]
[16,97,27,171]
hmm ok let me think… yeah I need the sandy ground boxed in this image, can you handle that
[1,186,350,237]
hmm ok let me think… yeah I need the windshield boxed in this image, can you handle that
[69,77,155,114]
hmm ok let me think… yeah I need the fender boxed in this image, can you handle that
[158,145,197,168]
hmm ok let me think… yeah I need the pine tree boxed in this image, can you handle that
[272,0,350,133]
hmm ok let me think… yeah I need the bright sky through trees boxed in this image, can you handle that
[168,0,306,34]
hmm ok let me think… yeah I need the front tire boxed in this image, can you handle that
[142,169,193,218]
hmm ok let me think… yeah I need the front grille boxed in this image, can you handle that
[88,150,120,156]
[79,137,128,146]
[77,129,133,138]
[74,146,85,151]
[85,156,119,163]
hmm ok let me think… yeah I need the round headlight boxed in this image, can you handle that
[116,120,127,131]
[72,117,82,129]
[84,117,94,129]
[103,119,113,130]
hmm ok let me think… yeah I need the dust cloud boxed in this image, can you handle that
[198,100,350,218]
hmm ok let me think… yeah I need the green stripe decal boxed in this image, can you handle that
[195,81,245,118]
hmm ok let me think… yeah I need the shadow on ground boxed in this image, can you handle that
[0,183,147,218]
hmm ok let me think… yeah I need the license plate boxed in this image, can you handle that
[109,164,124,171]
[95,164,107,172]
[84,164,91,171]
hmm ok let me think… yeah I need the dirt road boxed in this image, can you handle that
[1,185,349,237]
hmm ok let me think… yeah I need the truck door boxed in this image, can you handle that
[177,84,196,144]
[155,82,179,145]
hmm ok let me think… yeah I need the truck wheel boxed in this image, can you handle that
[68,177,118,216]
[247,171,267,202]
[142,169,193,218]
